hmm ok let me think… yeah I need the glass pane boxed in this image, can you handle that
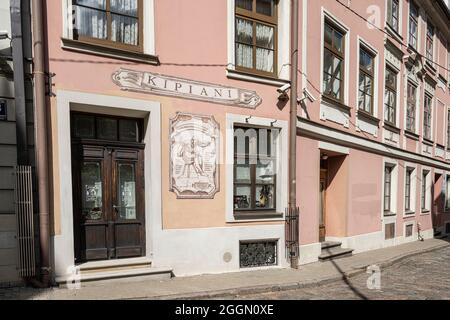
[81,162,103,220]
[385,68,397,88]
[256,160,275,184]
[236,0,252,11]
[110,0,138,16]
[75,5,107,39]
[333,30,343,53]
[236,18,253,44]
[236,43,253,69]
[111,14,139,45]
[360,50,373,72]
[235,163,251,183]
[256,48,274,72]
[73,115,95,139]
[75,0,106,9]
[97,118,118,140]
[255,185,275,209]
[118,163,137,220]
[256,23,274,49]
[256,0,274,16]
[119,119,138,142]
[234,186,251,209]
[324,24,333,46]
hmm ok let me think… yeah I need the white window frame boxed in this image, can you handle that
[226,0,291,85]
[403,221,416,239]
[425,17,436,66]
[385,0,402,37]
[404,80,420,134]
[420,167,432,214]
[444,174,450,211]
[225,114,288,223]
[382,158,398,216]
[356,37,379,117]
[403,163,417,217]
[320,8,351,106]
[62,0,156,55]
[423,83,435,141]
[407,0,421,52]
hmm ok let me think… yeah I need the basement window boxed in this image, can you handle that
[239,240,277,268]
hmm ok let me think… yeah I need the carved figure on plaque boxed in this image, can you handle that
[170,113,220,199]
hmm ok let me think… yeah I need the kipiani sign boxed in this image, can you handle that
[112,68,262,109]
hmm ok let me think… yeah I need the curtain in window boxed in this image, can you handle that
[111,0,139,45]
[236,18,253,69]
[75,0,107,39]
[256,24,274,72]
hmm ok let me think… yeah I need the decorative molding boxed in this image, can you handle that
[435,146,445,159]
[112,68,262,109]
[424,79,436,95]
[319,100,350,128]
[385,46,402,71]
[169,113,220,199]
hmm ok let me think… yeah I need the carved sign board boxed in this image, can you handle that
[169,113,220,199]
[112,68,262,109]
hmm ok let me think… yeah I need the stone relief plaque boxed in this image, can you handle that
[169,113,220,199]
[112,68,262,109]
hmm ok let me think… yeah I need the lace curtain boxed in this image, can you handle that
[75,0,138,46]
[236,18,274,73]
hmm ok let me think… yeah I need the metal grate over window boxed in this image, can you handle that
[239,240,277,268]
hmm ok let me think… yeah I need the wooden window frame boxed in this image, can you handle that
[409,1,419,50]
[384,165,393,214]
[323,20,346,104]
[446,175,450,211]
[358,47,375,115]
[423,94,433,141]
[405,168,413,213]
[233,125,277,214]
[447,109,450,149]
[72,0,144,53]
[421,171,428,211]
[426,21,434,62]
[387,0,399,33]
[384,66,397,125]
[235,0,278,78]
[406,82,417,133]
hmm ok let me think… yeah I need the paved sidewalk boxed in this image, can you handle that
[1,237,449,300]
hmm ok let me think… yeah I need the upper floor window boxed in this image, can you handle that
[323,21,345,103]
[426,21,434,62]
[445,175,450,210]
[387,0,399,32]
[358,48,375,114]
[421,170,429,211]
[423,94,432,140]
[406,82,417,133]
[235,0,278,77]
[408,1,419,50]
[384,66,397,124]
[73,0,143,52]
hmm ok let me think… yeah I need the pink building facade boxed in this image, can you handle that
[35,0,450,284]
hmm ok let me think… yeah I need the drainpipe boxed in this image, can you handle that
[32,0,51,287]
[288,0,299,268]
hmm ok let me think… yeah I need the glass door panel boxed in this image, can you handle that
[117,162,137,220]
[81,161,103,221]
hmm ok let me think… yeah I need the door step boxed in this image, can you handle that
[321,241,342,250]
[55,258,173,287]
[319,242,354,261]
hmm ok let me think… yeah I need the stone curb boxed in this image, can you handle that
[135,241,450,300]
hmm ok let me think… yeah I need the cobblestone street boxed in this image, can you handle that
[232,246,450,300]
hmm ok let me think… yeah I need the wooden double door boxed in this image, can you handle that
[72,144,145,262]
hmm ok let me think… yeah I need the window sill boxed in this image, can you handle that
[226,68,289,86]
[61,38,160,65]
[385,24,403,42]
[357,110,380,125]
[436,143,445,149]
[384,212,396,217]
[321,95,351,113]
[420,210,431,215]
[404,211,415,217]
[405,130,420,141]
[422,138,434,146]
[233,210,284,220]
[424,61,437,74]
[383,122,401,133]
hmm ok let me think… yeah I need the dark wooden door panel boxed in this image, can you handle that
[73,143,145,262]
